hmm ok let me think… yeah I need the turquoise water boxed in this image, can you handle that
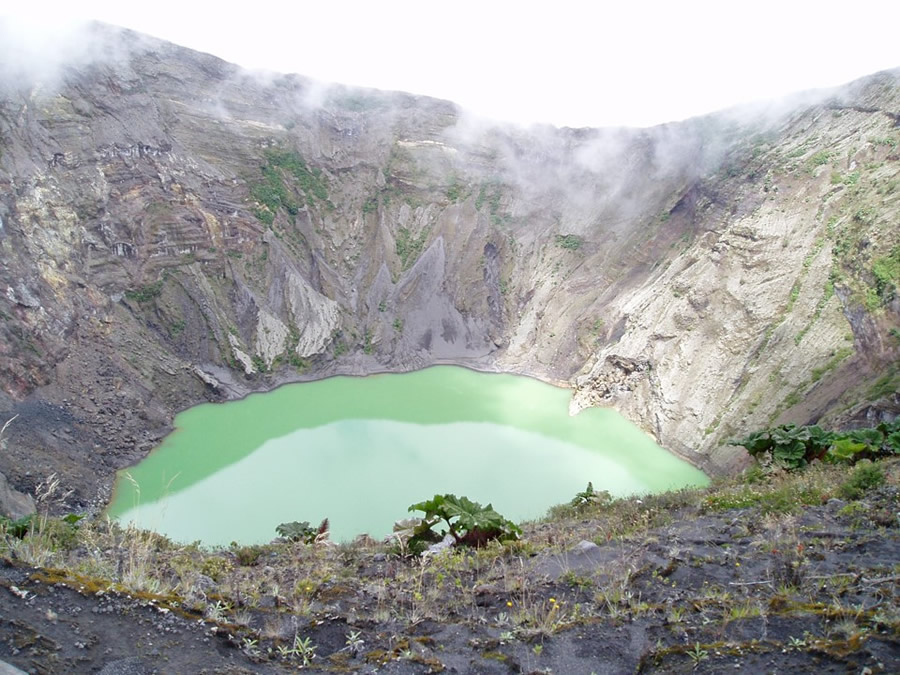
[107,366,708,544]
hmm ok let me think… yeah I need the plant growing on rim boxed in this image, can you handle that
[275,518,329,543]
[570,482,612,511]
[406,494,521,551]
[730,420,900,470]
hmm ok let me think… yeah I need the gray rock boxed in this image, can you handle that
[13,284,41,308]
[424,533,456,556]
[0,471,35,520]
[194,574,217,592]
[826,498,847,512]
[572,540,600,554]
[190,366,220,390]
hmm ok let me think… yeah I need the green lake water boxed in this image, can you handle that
[107,366,708,544]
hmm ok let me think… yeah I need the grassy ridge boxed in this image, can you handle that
[2,457,897,671]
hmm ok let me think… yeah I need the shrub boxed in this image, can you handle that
[839,462,885,500]
[446,176,464,202]
[809,151,832,168]
[249,149,329,224]
[395,226,430,270]
[276,519,329,544]
[0,513,82,549]
[554,234,583,251]
[200,555,233,582]
[124,281,164,304]
[871,246,900,304]
[569,482,612,511]
[233,545,263,566]
[741,464,767,485]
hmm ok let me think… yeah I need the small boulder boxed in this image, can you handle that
[572,540,599,554]
[424,533,455,556]
[190,367,220,390]
[194,574,217,593]
[826,498,847,513]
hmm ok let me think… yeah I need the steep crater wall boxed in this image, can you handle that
[0,26,897,507]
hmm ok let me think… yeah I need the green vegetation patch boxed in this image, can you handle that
[838,462,886,500]
[853,206,876,225]
[362,196,378,214]
[476,180,508,225]
[445,174,466,202]
[871,245,900,305]
[554,234,584,251]
[124,280,164,304]
[871,136,898,148]
[395,226,430,270]
[808,151,832,170]
[703,482,825,514]
[868,366,899,399]
[249,149,329,224]
[731,419,900,471]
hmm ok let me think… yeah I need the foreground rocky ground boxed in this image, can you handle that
[1,460,898,673]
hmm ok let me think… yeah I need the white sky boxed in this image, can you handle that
[3,1,898,128]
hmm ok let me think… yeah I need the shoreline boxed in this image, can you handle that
[104,361,713,536]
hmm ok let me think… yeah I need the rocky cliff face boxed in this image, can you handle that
[0,24,897,505]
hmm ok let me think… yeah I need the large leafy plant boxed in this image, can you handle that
[732,424,834,469]
[405,494,521,551]
[731,419,900,470]
[275,518,329,544]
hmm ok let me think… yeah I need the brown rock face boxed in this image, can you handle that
[0,23,897,503]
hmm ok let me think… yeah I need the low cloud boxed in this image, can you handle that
[0,17,137,91]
